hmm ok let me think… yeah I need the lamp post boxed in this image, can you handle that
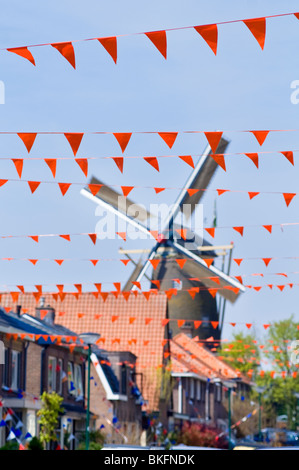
[254,386,266,441]
[223,377,241,450]
[294,392,299,431]
[78,332,101,450]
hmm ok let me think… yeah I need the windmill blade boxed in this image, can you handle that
[81,176,154,239]
[171,240,245,303]
[162,136,230,229]
[130,245,160,291]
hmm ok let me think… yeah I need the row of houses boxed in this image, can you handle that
[0,292,251,448]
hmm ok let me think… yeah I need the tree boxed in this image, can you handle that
[37,391,64,446]
[217,331,261,377]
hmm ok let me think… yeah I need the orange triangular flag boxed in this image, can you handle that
[158,132,178,149]
[217,189,228,196]
[246,323,252,329]
[97,36,117,64]
[263,225,272,234]
[113,282,121,292]
[211,153,226,171]
[243,17,266,50]
[12,159,23,178]
[52,42,76,68]
[250,130,269,146]
[44,159,57,178]
[280,151,294,166]
[151,280,160,289]
[88,183,103,196]
[211,321,219,329]
[122,292,131,301]
[132,281,141,290]
[111,315,119,323]
[204,131,223,153]
[283,193,296,207]
[277,285,285,292]
[145,318,152,325]
[194,321,202,329]
[143,291,151,301]
[262,258,272,267]
[187,188,199,197]
[205,227,215,238]
[112,157,124,173]
[54,259,64,266]
[248,192,259,200]
[235,275,243,284]
[58,182,71,196]
[233,226,244,236]
[29,235,39,243]
[175,259,187,269]
[17,285,25,293]
[175,228,187,240]
[113,133,132,153]
[145,30,167,59]
[7,47,36,65]
[203,258,214,268]
[129,316,136,324]
[154,187,165,194]
[177,320,185,328]
[121,186,134,197]
[0,179,7,187]
[94,283,102,292]
[120,259,130,266]
[245,153,259,168]
[116,232,126,241]
[149,259,160,270]
[144,156,159,171]
[17,133,37,153]
[88,233,97,245]
[188,289,197,299]
[28,181,40,194]
[90,259,99,266]
[64,133,83,156]
[194,24,218,55]
[179,155,194,168]
[210,276,220,285]
[75,158,88,177]
[234,258,243,266]
[60,234,71,241]
[74,284,82,293]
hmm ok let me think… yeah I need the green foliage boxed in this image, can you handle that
[177,423,227,449]
[77,430,105,450]
[218,331,260,377]
[37,391,64,444]
[0,440,19,450]
[27,436,44,451]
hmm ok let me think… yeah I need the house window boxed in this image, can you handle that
[2,348,9,388]
[68,362,75,395]
[10,350,21,391]
[172,279,182,290]
[196,381,201,401]
[189,379,194,399]
[57,359,63,394]
[48,357,57,393]
[215,384,222,402]
[74,364,83,398]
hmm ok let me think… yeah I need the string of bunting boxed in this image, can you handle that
[2,12,299,68]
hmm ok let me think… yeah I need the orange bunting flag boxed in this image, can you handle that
[132,281,141,290]
[175,259,187,269]
[245,153,259,168]
[75,158,88,177]
[97,36,117,64]
[149,259,160,270]
[58,182,71,196]
[122,292,131,301]
[158,132,178,149]
[88,183,103,196]
[281,151,294,166]
[74,284,82,293]
[29,235,39,243]
[8,47,35,65]
[204,227,215,238]
[88,233,97,245]
[263,224,272,234]
[248,192,259,200]
[100,292,109,302]
[54,259,64,266]
[175,228,187,240]
[250,130,269,146]
[246,323,253,329]
[121,186,134,197]
[186,188,199,197]
[0,179,7,187]
[177,320,185,328]
[116,232,126,241]
[154,187,165,194]
[277,285,285,291]
[144,156,159,172]
[161,319,169,327]
[208,288,217,298]
[145,318,152,325]
[112,157,124,173]
[12,159,23,178]
[64,133,83,156]
[113,282,121,292]
[243,17,266,50]
[188,289,197,299]
[233,258,243,266]
[194,24,218,55]
[129,317,136,324]
[17,133,37,153]
[44,159,57,178]
[142,291,151,301]
[283,193,296,207]
[56,284,64,293]
[113,133,132,153]
[203,258,214,268]
[262,258,272,267]
[120,259,130,266]
[52,42,76,68]
[194,321,202,329]
[233,226,244,236]
[17,285,25,293]
[28,181,40,194]
[90,259,99,266]
[179,155,194,168]
[211,321,219,329]
[204,132,223,153]
[151,279,160,289]
[94,283,102,292]
[217,189,228,196]
[111,315,119,323]
[145,30,167,59]
[210,153,226,171]
[59,234,71,241]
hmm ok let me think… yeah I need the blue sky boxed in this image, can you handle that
[0,0,299,345]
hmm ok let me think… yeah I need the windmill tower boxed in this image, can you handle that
[81,137,245,342]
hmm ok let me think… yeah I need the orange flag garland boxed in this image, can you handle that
[194,24,218,55]
[113,133,132,153]
[243,17,266,50]
[44,159,57,178]
[64,133,84,156]
[204,131,223,153]
[17,133,37,153]
[158,132,178,149]
[145,31,167,59]
[52,42,76,68]
[97,36,117,64]
[7,47,36,66]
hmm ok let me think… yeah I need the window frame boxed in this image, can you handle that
[48,356,57,393]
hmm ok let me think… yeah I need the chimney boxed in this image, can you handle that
[35,297,55,325]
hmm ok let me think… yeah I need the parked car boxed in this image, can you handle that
[252,428,299,447]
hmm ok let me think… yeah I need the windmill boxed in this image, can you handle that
[81,137,245,342]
